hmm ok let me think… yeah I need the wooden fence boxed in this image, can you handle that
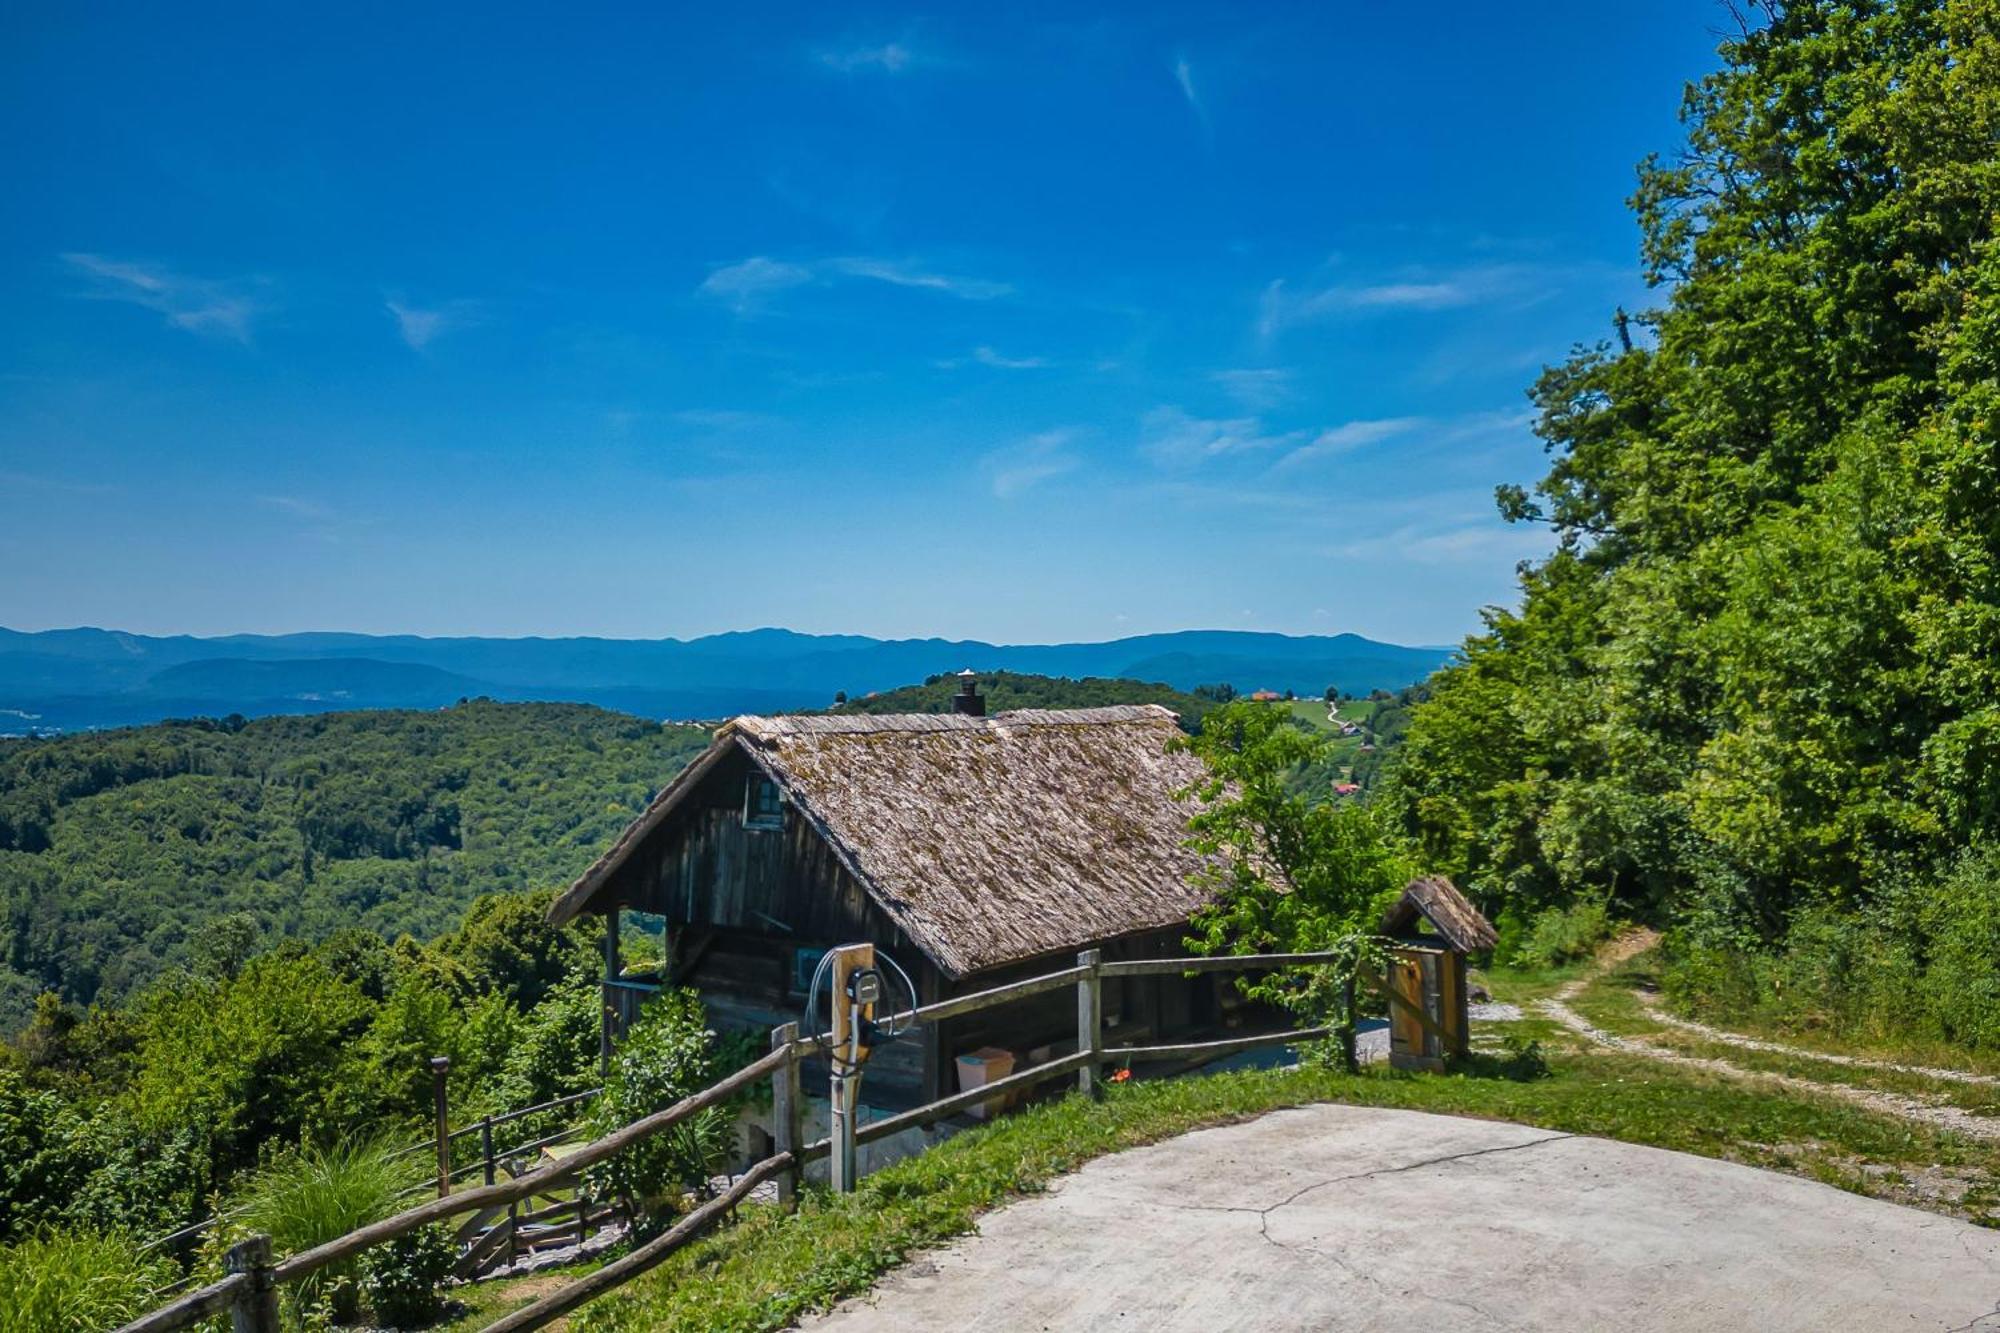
[119,945,1427,1333]
[141,1085,606,1291]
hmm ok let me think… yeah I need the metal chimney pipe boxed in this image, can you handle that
[951,669,985,716]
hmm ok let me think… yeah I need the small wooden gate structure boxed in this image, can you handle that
[1379,876,1495,1072]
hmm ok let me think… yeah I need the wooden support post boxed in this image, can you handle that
[828,943,875,1194]
[770,1022,802,1207]
[481,1116,496,1187]
[1076,949,1103,1100]
[225,1233,279,1333]
[1340,970,1359,1075]
[601,908,621,1076]
[431,1057,452,1199]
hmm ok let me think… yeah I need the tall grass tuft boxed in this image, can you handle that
[0,1228,174,1333]
[230,1135,421,1322]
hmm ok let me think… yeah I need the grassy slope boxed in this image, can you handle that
[447,962,2000,1333]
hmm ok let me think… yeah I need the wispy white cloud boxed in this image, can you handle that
[827,257,1010,300]
[673,409,780,430]
[1173,56,1209,139]
[697,257,815,313]
[1327,518,1552,568]
[1140,406,1298,469]
[0,468,118,497]
[697,255,1009,314]
[62,253,262,342]
[819,41,918,74]
[258,494,333,520]
[1143,404,1503,474]
[937,345,1048,371]
[982,429,1081,499]
[1272,417,1426,470]
[1211,367,1292,410]
[385,297,482,350]
[974,346,1046,369]
[1257,264,1534,340]
[255,492,381,544]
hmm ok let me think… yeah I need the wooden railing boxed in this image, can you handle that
[140,1084,606,1287]
[120,945,1392,1333]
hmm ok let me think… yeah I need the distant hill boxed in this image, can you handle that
[827,671,1217,728]
[146,656,491,705]
[0,626,1453,734]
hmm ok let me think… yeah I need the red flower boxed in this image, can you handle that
[1109,1068,1132,1083]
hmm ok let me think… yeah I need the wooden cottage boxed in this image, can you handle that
[546,702,1240,1110]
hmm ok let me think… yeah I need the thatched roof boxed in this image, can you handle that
[1380,875,1497,953]
[548,705,1219,977]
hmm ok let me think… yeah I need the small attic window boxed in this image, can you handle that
[744,774,784,830]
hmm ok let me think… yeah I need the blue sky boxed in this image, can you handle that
[0,4,1725,646]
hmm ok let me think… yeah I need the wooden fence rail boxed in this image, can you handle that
[119,942,1386,1333]
[143,1085,605,1261]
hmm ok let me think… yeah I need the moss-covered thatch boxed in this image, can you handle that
[551,706,1214,977]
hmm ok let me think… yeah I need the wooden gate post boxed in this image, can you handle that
[1340,970,1359,1075]
[225,1233,279,1333]
[1076,949,1103,1100]
[770,1022,802,1207]
[431,1056,452,1197]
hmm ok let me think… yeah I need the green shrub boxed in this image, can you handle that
[0,1228,173,1333]
[585,989,728,1218]
[361,1221,457,1328]
[1658,932,1762,1021]
[1921,848,2000,1048]
[494,969,601,1110]
[230,1136,420,1321]
[1508,900,1614,969]
[1661,848,2000,1051]
[1495,1032,1551,1082]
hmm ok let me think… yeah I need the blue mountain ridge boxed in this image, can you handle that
[0,626,1455,733]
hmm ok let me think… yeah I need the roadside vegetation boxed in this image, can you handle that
[0,886,650,1332]
[1377,0,2000,1058]
[513,949,2000,1333]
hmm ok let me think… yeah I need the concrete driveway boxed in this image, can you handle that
[804,1104,2000,1331]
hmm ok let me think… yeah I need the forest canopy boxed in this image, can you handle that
[0,702,710,1025]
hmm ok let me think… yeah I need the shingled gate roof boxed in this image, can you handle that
[1379,874,1498,953]
[548,705,1220,977]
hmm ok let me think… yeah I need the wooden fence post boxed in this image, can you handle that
[770,1022,801,1207]
[1076,949,1103,1100]
[481,1116,496,1187]
[431,1056,452,1198]
[1340,970,1359,1074]
[225,1233,279,1333]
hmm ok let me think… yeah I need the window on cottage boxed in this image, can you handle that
[792,946,827,995]
[744,774,784,829]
